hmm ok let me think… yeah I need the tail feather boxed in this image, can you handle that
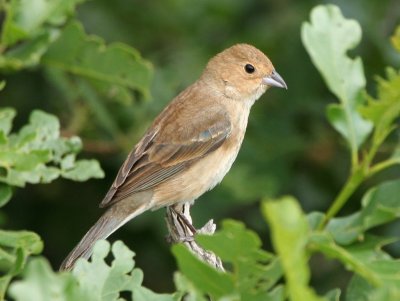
[60,193,151,271]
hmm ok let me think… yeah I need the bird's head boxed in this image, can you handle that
[202,44,287,104]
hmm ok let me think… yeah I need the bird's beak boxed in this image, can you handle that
[262,70,287,89]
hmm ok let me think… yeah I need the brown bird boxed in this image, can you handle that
[60,44,287,271]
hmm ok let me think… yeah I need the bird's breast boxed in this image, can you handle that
[152,102,250,208]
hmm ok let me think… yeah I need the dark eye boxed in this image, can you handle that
[244,64,255,74]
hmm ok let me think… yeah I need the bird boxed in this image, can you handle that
[60,43,287,271]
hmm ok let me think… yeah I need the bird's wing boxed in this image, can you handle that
[100,108,231,208]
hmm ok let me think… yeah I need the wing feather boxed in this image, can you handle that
[100,107,231,208]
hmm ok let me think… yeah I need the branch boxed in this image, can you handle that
[165,203,224,271]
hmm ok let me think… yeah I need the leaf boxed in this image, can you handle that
[327,179,400,245]
[262,196,324,301]
[173,272,207,301]
[324,288,341,301]
[8,257,85,301]
[346,274,400,301]
[0,108,103,187]
[172,244,234,300]
[301,5,372,152]
[308,233,381,286]
[74,240,174,301]
[360,68,400,145]
[0,184,12,208]
[0,230,43,299]
[0,230,43,255]
[1,0,86,47]
[61,159,104,181]
[42,21,153,103]
[196,220,282,295]
[391,26,400,52]
[344,236,400,300]
[9,241,174,301]
[0,30,59,71]
[0,108,16,137]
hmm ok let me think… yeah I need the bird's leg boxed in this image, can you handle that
[165,203,225,271]
[172,203,198,235]
[165,203,196,243]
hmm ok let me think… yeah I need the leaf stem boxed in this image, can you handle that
[369,159,400,176]
[319,168,364,229]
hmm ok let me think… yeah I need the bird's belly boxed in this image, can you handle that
[152,145,240,207]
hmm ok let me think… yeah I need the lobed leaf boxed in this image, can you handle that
[360,68,400,146]
[301,5,372,153]
[61,159,104,182]
[0,108,103,187]
[196,219,283,299]
[0,230,43,299]
[9,240,173,301]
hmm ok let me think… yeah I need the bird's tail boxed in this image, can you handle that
[59,194,151,271]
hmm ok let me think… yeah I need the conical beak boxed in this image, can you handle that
[263,70,287,89]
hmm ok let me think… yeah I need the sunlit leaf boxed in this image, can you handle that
[1,0,86,47]
[196,219,282,299]
[262,197,324,301]
[360,68,400,145]
[172,244,234,299]
[391,26,400,52]
[61,159,104,181]
[301,5,372,151]
[0,108,103,187]
[0,184,12,208]
[9,241,173,301]
[0,108,16,137]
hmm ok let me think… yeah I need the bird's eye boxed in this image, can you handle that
[244,64,255,74]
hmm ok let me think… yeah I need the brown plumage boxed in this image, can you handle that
[60,44,287,271]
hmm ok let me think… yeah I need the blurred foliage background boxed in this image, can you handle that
[1,0,400,295]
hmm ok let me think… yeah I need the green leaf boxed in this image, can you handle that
[0,230,43,255]
[301,5,372,153]
[0,108,103,187]
[173,272,207,301]
[0,30,59,71]
[324,288,341,301]
[196,220,282,296]
[61,159,104,181]
[0,108,16,137]
[8,257,85,301]
[1,0,86,47]
[327,179,400,245]
[74,240,174,301]
[346,275,400,301]
[0,229,43,299]
[391,26,400,52]
[360,68,400,145]
[42,21,153,103]
[9,241,174,301]
[0,184,12,208]
[309,233,381,286]
[172,244,234,299]
[262,196,324,301]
